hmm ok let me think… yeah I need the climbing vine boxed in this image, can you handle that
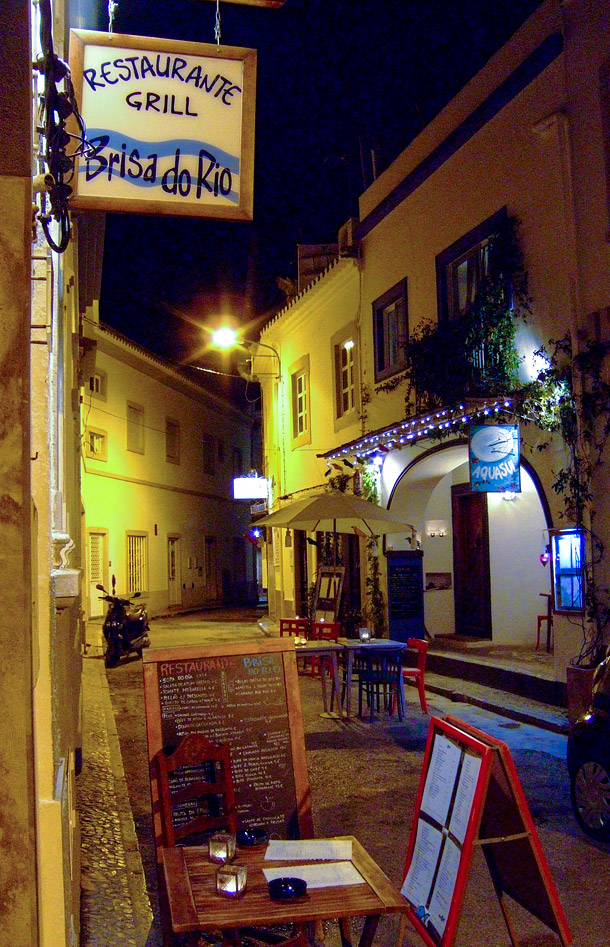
[514,334,610,667]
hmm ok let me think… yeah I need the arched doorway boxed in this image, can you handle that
[385,443,552,645]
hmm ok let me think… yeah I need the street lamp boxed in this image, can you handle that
[211,327,281,380]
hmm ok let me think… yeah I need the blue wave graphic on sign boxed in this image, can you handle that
[79,129,240,203]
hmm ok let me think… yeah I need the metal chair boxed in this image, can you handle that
[358,649,405,721]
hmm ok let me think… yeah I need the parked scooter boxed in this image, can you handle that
[96,576,150,667]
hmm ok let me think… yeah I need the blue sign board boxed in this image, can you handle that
[469,424,520,493]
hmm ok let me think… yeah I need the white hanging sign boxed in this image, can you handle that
[69,30,256,220]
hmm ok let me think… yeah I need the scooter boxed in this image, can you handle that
[96,577,150,667]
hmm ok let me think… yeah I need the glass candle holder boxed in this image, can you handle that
[216,863,247,898]
[208,831,236,863]
[358,627,371,642]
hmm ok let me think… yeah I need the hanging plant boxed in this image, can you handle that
[401,220,530,414]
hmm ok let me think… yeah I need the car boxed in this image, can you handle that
[567,652,610,842]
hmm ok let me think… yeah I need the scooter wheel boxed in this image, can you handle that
[104,639,121,668]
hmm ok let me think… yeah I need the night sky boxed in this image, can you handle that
[93,0,543,364]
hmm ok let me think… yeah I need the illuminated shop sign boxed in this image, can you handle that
[233,477,268,500]
[69,30,256,220]
[469,424,521,493]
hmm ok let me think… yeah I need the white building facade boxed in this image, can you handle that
[258,0,610,690]
[81,323,257,620]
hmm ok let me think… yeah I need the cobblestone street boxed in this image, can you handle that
[77,614,610,946]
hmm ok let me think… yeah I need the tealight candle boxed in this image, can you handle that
[216,863,247,898]
[208,831,236,863]
[358,627,372,642]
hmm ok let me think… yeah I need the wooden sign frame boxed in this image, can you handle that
[400,715,572,947]
[69,30,256,220]
[143,639,313,868]
[313,565,345,622]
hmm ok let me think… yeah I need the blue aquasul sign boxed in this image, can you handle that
[469,424,521,493]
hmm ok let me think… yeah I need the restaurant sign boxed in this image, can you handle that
[469,424,521,493]
[69,30,256,220]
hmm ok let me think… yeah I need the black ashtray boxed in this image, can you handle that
[236,828,269,848]
[268,877,308,901]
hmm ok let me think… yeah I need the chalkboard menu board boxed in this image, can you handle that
[386,550,425,641]
[143,639,313,864]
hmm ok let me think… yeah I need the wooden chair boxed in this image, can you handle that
[536,593,554,651]
[358,649,404,722]
[155,732,237,847]
[279,617,310,637]
[156,734,308,947]
[309,620,340,678]
[401,638,429,714]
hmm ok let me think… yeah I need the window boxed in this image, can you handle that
[550,528,585,614]
[290,354,311,447]
[88,370,107,399]
[294,373,308,434]
[232,447,243,478]
[372,279,408,382]
[126,402,145,453]
[436,208,508,322]
[338,340,355,413]
[204,536,218,598]
[331,323,360,429]
[84,427,107,461]
[601,57,610,226]
[202,434,216,475]
[165,418,180,464]
[127,533,148,593]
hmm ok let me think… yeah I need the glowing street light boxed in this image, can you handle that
[212,327,240,349]
[210,326,281,379]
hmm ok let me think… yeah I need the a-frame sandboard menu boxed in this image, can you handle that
[400,715,572,947]
[142,638,314,869]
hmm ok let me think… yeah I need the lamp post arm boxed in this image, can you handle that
[242,339,281,378]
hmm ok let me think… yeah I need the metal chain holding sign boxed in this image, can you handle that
[215,0,222,44]
[108,0,118,38]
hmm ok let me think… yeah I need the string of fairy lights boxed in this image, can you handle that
[322,398,514,465]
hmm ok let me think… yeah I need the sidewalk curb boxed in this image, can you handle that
[98,658,154,942]
[423,680,571,735]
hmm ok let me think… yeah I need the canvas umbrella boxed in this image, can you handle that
[255,490,414,539]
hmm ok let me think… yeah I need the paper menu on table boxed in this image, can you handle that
[420,735,462,826]
[265,840,352,861]
[263,861,364,889]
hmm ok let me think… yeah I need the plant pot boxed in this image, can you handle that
[566,664,595,724]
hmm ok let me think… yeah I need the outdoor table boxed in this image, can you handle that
[337,638,408,719]
[161,835,407,946]
[294,640,342,713]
